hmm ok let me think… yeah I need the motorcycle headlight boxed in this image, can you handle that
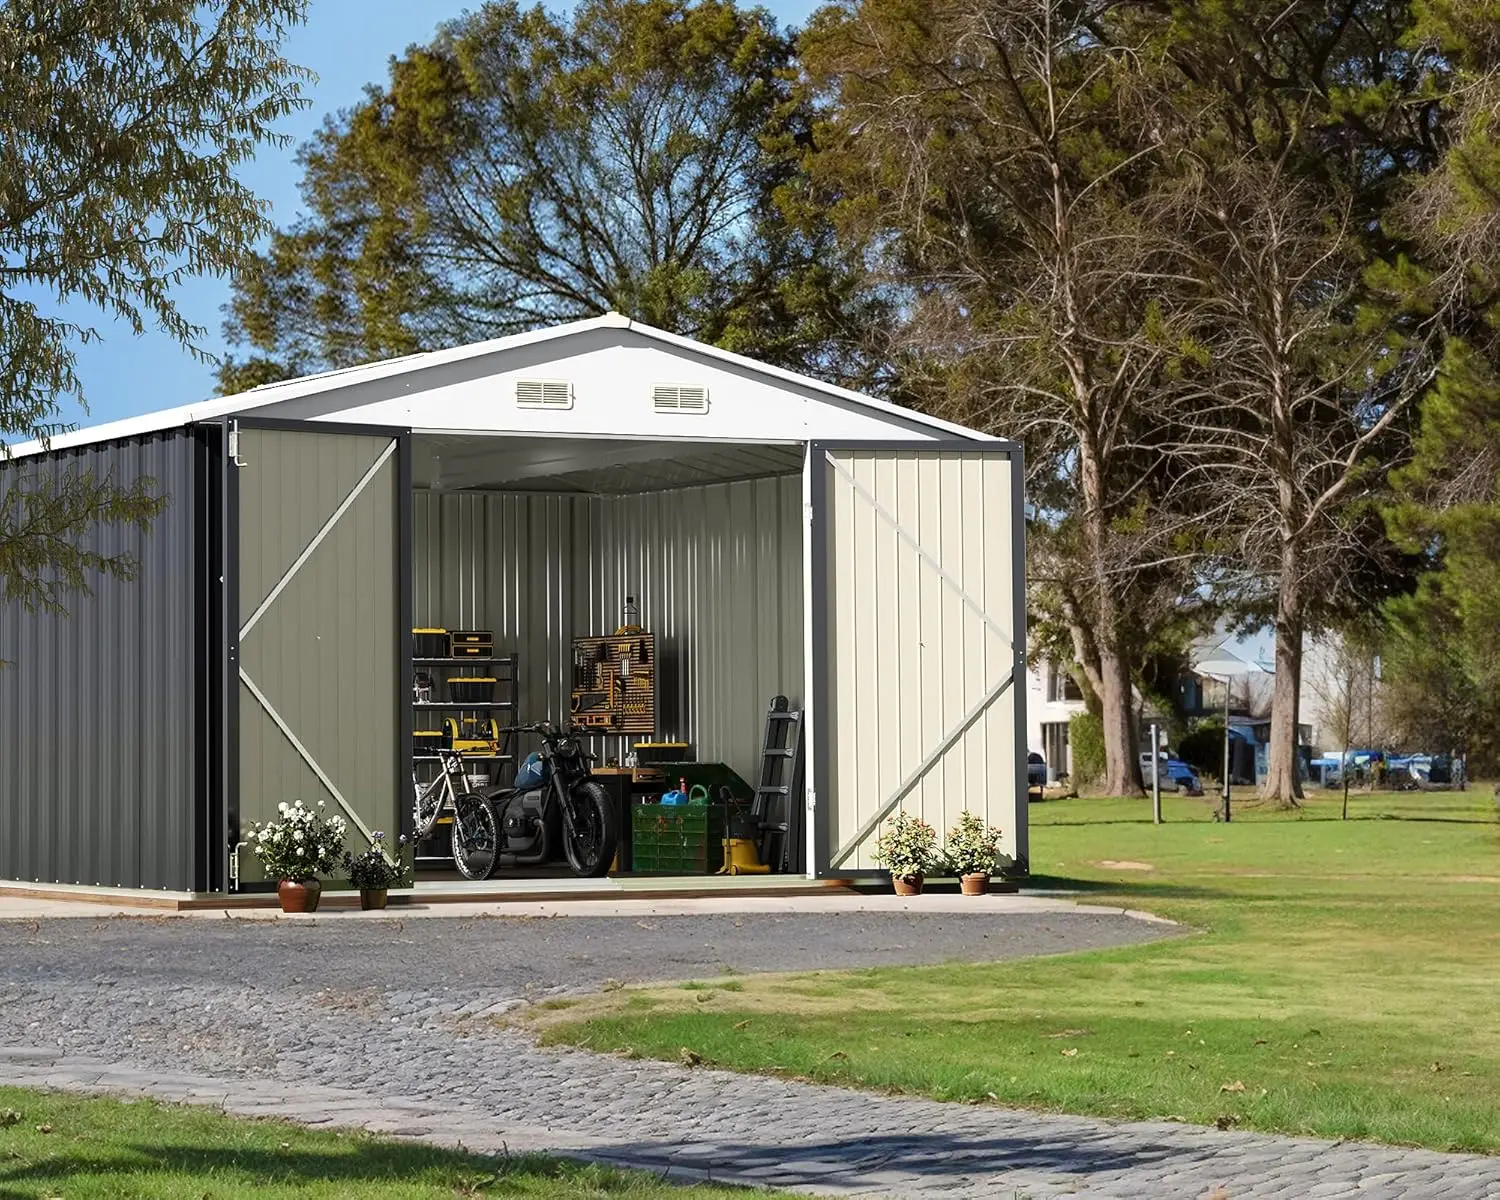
[556,737,580,758]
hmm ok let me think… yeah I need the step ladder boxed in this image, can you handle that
[751,696,805,874]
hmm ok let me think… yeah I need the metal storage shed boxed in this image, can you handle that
[0,314,1027,895]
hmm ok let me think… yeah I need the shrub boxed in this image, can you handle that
[344,831,410,891]
[874,809,938,878]
[248,800,347,881]
[1069,711,1105,785]
[1178,720,1226,777]
[944,810,1003,875]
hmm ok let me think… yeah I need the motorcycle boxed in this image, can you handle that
[479,721,617,879]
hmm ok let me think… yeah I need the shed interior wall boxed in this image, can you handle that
[412,474,804,788]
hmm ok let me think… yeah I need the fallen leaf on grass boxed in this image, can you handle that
[679,1048,703,1066]
[1041,1028,1091,1039]
[35,1125,51,1134]
[1213,1114,1239,1130]
[1219,1081,1246,1093]
[1431,1062,1446,1073]
[1060,1048,1079,1057]
[1253,1038,1269,1046]
[1306,1060,1332,1068]
[733,1019,752,1030]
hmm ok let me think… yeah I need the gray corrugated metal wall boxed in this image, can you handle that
[0,430,206,890]
[413,476,803,783]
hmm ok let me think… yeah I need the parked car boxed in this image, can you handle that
[1140,751,1202,794]
[1027,751,1048,791]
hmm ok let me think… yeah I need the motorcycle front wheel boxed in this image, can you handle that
[451,792,499,880]
[561,780,616,878]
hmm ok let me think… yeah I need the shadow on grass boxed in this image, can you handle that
[1025,874,1236,902]
[0,1139,648,1197]
[0,1125,1233,1193]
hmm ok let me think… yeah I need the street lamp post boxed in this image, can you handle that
[1193,648,1259,825]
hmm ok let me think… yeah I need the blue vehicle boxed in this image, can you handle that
[1140,752,1202,794]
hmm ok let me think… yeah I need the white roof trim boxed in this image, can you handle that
[3,312,990,459]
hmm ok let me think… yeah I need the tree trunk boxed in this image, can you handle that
[1077,435,1144,798]
[1099,643,1143,796]
[1263,547,1306,806]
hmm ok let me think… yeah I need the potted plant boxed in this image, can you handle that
[344,832,409,910]
[247,800,348,913]
[874,809,938,896]
[945,810,1003,896]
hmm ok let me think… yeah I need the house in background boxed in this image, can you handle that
[1029,622,1321,786]
[1026,661,1085,781]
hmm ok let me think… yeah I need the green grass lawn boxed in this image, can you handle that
[0,1087,764,1199]
[528,788,1500,1153]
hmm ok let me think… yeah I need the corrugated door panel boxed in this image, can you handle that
[823,448,1020,871]
[236,428,400,881]
[0,430,203,890]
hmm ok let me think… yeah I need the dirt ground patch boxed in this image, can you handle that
[1095,860,1155,871]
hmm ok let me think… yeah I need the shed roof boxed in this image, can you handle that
[7,313,989,460]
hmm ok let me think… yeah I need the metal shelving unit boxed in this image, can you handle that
[413,652,520,868]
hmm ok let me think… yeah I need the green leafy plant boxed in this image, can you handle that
[248,800,346,881]
[344,831,409,891]
[944,810,1003,876]
[1069,711,1106,786]
[874,810,938,878]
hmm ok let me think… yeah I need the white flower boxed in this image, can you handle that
[278,802,289,815]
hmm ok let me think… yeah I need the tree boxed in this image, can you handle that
[1163,152,1431,805]
[220,0,879,391]
[0,0,310,612]
[1142,0,1454,804]
[800,0,1208,797]
[1381,582,1497,774]
[1380,2,1500,775]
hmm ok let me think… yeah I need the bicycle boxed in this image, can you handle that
[412,747,498,880]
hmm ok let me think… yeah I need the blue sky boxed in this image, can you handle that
[53,0,821,431]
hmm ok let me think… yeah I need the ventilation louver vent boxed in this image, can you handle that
[515,379,573,409]
[652,384,710,414]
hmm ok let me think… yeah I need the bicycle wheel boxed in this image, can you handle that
[413,777,444,839]
[451,792,499,880]
[561,780,616,878]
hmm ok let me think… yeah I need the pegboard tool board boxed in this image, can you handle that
[570,632,658,734]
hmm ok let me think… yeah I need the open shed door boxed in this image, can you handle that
[809,442,1026,877]
[230,422,411,883]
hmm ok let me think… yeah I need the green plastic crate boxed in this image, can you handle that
[632,803,726,875]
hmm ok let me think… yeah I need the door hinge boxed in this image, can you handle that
[228,421,247,467]
[803,502,815,527]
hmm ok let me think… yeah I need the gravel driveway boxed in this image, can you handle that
[4,909,1496,1198]
[0,908,1171,995]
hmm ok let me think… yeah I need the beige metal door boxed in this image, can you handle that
[233,424,406,882]
[811,443,1027,875]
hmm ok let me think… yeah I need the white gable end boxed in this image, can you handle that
[6,314,986,460]
[258,328,958,442]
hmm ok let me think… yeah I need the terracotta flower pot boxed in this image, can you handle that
[892,873,924,897]
[960,872,991,896]
[359,888,388,911]
[277,878,321,913]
